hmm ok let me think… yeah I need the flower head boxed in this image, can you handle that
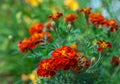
[37,58,56,77]
[48,12,63,20]
[111,56,120,67]
[103,19,119,32]
[89,13,105,26]
[29,23,44,35]
[97,41,112,52]
[79,8,92,15]
[52,46,77,59]
[37,46,81,77]
[18,39,35,53]
[65,14,78,23]
[30,32,53,46]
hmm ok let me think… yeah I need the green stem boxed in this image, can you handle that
[112,66,120,77]
[86,52,102,72]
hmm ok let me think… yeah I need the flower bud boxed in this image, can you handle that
[8,35,13,40]
[67,23,72,31]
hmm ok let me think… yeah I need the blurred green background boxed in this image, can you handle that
[0,0,120,84]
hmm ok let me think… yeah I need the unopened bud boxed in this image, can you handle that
[8,35,13,40]
[91,57,96,63]
[67,23,72,31]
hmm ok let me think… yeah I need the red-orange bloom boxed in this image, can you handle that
[18,39,35,53]
[97,41,112,52]
[103,19,119,32]
[30,32,53,46]
[29,23,44,35]
[111,56,120,67]
[37,46,81,77]
[37,58,56,77]
[52,46,77,59]
[89,13,105,26]
[80,8,92,15]
[48,12,63,20]
[65,14,78,23]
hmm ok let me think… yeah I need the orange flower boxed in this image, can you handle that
[30,32,53,46]
[37,46,80,77]
[79,8,92,14]
[37,58,56,77]
[48,12,63,20]
[103,19,119,32]
[89,13,105,26]
[18,39,35,53]
[111,56,120,67]
[97,41,112,52]
[52,46,77,59]
[65,14,78,23]
[29,23,44,35]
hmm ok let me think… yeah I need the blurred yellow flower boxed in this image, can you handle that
[64,0,79,11]
[21,70,40,84]
[25,0,43,7]
[29,70,40,84]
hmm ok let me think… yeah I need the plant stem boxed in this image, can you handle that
[86,52,102,72]
[112,66,120,77]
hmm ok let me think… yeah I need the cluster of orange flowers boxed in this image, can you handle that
[80,8,119,32]
[18,7,120,78]
[37,46,90,77]
[18,23,52,53]
[48,12,78,23]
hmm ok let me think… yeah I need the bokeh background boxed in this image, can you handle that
[0,0,120,84]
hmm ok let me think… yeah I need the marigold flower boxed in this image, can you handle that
[48,12,63,20]
[18,39,35,53]
[97,41,112,52]
[29,23,44,35]
[30,32,53,46]
[52,46,77,59]
[103,19,119,32]
[65,14,78,23]
[64,0,79,11]
[37,46,81,77]
[111,56,120,67]
[89,13,105,26]
[37,58,56,77]
[79,8,92,14]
